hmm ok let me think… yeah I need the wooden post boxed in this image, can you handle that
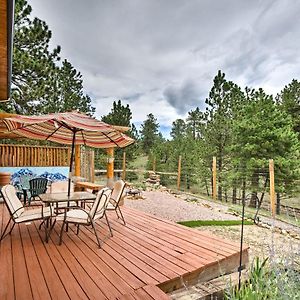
[153,157,156,172]
[122,151,126,180]
[177,155,182,190]
[269,159,276,218]
[212,156,217,201]
[74,145,81,177]
[90,150,95,183]
[106,147,114,188]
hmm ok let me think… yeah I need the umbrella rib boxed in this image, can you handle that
[80,130,86,146]
[45,124,63,141]
[101,131,120,148]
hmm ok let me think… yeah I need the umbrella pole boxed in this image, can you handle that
[68,130,76,197]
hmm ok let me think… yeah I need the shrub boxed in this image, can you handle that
[225,257,300,300]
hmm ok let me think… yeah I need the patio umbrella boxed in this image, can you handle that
[3,111,135,196]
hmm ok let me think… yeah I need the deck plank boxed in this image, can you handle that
[31,223,89,299]
[68,224,147,289]
[11,226,33,300]
[19,224,52,300]
[0,203,248,300]
[26,222,70,300]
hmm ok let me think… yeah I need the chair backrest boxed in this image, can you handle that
[29,177,48,197]
[110,180,126,206]
[90,188,112,220]
[1,185,24,218]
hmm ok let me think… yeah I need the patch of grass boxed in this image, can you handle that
[177,219,254,227]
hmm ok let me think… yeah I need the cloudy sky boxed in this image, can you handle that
[28,0,300,137]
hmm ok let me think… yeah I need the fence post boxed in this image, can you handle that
[153,157,156,172]
[90,150,95,183]
[106,147,114,188]
[212,156,217,201]
[177,155,182,190]
[269,159,276,218]
[122,151,126,180]
[75,145,81,177]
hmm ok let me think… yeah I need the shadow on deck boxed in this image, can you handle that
[0,204,249,299]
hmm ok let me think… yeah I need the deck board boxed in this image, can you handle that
[0,203,249,299]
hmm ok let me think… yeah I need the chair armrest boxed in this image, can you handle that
[12,206,26,218]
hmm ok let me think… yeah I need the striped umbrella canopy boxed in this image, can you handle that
[3,111,135,195]
[3,111,134,148]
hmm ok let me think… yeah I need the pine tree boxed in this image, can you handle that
[170,119,186,140]
[8,0,95,115]
[232,88,300,207]
[276,79,300,136]
[140,113,160,154]
[102,100,132,127]
[204,70,245,200]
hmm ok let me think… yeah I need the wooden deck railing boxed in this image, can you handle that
[0,144,70,167]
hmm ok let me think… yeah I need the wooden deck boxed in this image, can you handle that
[0,203,249,300]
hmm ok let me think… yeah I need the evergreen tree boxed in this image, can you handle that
[276,79,300,136]
[170,119,186,140]
[186,107,203,139]
[232,88,300,207]
[140,113,160,154]
[101,100,138,165]
[204,70,245,200]
[102,100,132,127]
[11,0,61,113]
[7,0,95,115]
[42,59,94,114]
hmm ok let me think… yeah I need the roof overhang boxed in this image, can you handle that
[0,0,15,102]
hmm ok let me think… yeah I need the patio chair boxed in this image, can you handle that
[27,177,49,205]
[56,188,113,248]
[106,180,126,225]
[0,184,54,242]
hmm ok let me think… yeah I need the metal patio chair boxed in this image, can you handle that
[106,180,126,225]
[0,184,54,242]
[56,188,113,248]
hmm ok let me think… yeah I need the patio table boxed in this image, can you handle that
[39,191,97,240]
[39,191,96,207]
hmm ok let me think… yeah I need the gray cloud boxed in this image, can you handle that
[28,0,300,129]
[163,80,205,114]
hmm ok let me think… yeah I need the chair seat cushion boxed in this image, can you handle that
[106,203,116,210]
[15,206,53,223]
[56,209,90,224]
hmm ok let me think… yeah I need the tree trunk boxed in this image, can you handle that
[217,156,222,201]
[232,187,237,204]
[276,193,281,215]
[224,189,228,202]
[187,174,190,190]
[249,173,259,207]
[205,179,210,196]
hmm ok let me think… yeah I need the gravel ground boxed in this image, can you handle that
[124,190,300,263]
[125,191,240,222]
